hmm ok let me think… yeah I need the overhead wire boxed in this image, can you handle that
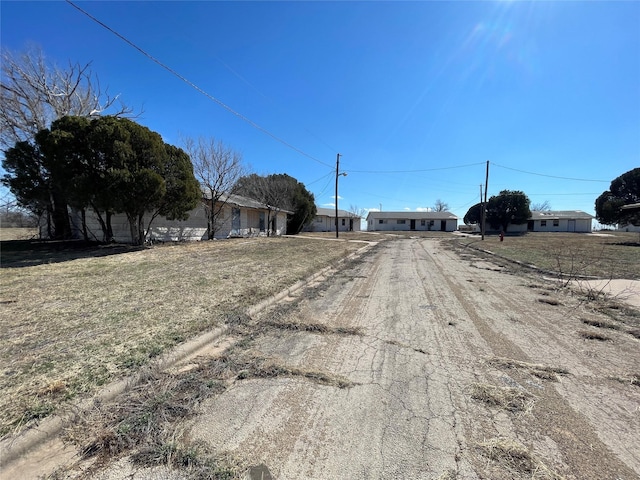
[346,161,485,174]
[65,0,334,169]
[491,162,609,183]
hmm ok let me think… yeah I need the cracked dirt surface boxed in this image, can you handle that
[25,237,640,479]
[174,237,638,479]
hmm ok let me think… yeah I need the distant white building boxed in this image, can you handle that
[303,207,361,232]
[526,210,593,233]
[366,211,458,232]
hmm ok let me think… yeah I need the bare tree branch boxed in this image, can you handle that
[0,45,138,150]
[183,136,247,239]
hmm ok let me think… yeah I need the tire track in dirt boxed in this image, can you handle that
[420,238,639,479]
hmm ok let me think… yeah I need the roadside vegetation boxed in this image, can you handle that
[0,235,367,438]
[451,231,640,280]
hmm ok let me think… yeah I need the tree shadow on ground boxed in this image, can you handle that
[0,240,145,268]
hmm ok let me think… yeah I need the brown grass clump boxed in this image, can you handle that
[211,353,355,389]
[262,319,363,337]
[578,330,611,341]
[581,318,620,330]
[609,374,640,388]
[487,357,569,381]
[470,383,533,413]
[538,298,560,306]
[627,328,640,339]
[477,437,565,479]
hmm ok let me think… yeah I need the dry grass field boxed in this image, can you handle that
[452,231,640,280]
[0,235,367,438]
[0,227,38,242]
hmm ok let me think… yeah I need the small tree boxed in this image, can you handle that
[1,46,136,237]
[595,168,640,226]
[486,190,531,232]
[4,116,199,245]
[183,137,246,240]
[463,203,482,226]
[235,173,307,236]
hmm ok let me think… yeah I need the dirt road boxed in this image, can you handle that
[166,237,637,479]
[30,237,640,479]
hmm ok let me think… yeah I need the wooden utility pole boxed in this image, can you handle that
[335,153,341,238]
[481,161,489,240]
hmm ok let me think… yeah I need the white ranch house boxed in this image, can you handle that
[524,210,593,233]
[303,207,362,233]
[62,194,290,243]
[366,211,458,232]
[471,210,594,233]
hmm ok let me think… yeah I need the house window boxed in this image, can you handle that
[397,220,406,224]
[553,219,559,226]
[379,219,384,224]
[316,217,323,223]
[421,220,426,226]
[342,218,346,226]
[429,220,435,226]
[540,220,547,227]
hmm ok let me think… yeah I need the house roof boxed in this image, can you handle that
[366,211,458,221]
[203,190,294,214]
[315,207,357,218]
[530,210,593,220]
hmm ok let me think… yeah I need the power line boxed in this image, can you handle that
[346,161,485,174]
[491,162,609,183]
[65,0,334,169]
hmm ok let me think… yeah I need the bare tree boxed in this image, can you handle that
[348,204,366,219]
[433,199,449,212]
[531,200,552,212]
[184,136,247,240]
[235,173,295,236]
[0,45,135,149]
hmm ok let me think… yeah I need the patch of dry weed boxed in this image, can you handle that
[477,437,565,479]
[487,357,569,381]
[470,383,534,413]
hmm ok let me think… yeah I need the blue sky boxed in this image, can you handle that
[2,1,638,224]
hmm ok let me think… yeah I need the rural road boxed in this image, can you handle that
[41,237,640,479]
[176,237,638,479]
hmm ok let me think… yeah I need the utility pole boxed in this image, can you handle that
[335,153,342,238]
[481,160,489,240]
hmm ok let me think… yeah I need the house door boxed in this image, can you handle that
[410,219,416,230]
[568,219,576,232]
[271,216,277,235]
[349,218,354,231]
[440,220,447,231]
[259,212,265,232]
[528,220,534,231]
